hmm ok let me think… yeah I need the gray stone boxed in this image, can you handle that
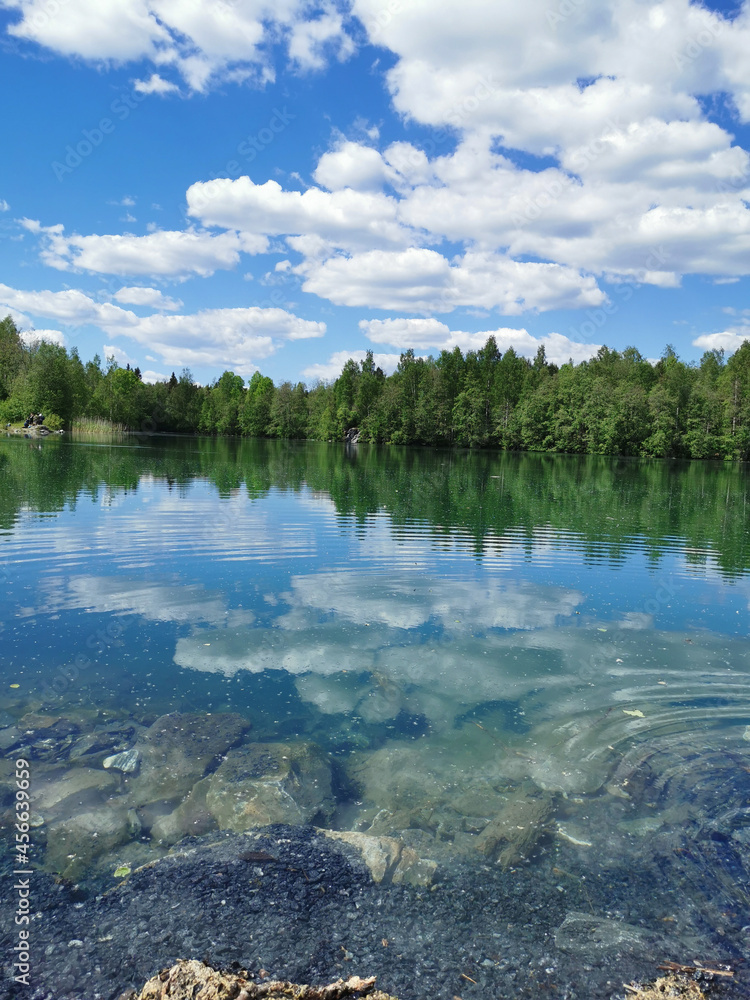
[323,830,402,883]
[205,741,333,832]
[554,911,653,956]
[126,712,250,808]
[322,830,438,887]
[0,726,22,751]
[391,846,438,887]
[45,806,142,880]
[103,749,141,773]
[149,778,217,845]
[475,788,554,866]
[30,767,119,816]
[69,731,124,761]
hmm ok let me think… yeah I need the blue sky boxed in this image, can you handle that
[1,0,749,386]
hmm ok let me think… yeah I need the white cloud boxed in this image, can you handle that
[113,286,183,310]
[103,344,138,367]
[116,306,325,374]
[187,175,410,252]
[20,328,66,347]
[26,221,268,277]
[8,0,750,329]
[361,317,451,347]
[298,247,605,313]
[359,318,601,364]
[693,325,750,354]
[133,72,179,95]
[0,281,325,374]
[0,281,135,329]
[302,350,402,382]
[141,369,168,383]
[3,0,355,92]
[288,8,355,70]
[352,0,748,138]
[186,117,750,312]
[313,140,395,192]
[0,199,9,211]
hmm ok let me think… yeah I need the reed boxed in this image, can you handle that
[71,417,127,438]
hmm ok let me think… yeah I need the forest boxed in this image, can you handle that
[2,313,750,459]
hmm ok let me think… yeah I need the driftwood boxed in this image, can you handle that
[657,962,734,979]
[126,960,399,1000]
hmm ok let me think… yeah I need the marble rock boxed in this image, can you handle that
[323,830,402,883]
[205,742,333,832]
[390,846,438,887]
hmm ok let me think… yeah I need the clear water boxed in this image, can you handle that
[1,435,750,984]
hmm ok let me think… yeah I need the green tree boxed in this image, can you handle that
[685,349,725,458]
[200,371,245,435]
[494,347,528,446]
[21,340,75,425]
[269,381,308,438]
[719,340,750,459]
[165,368,202,432]
[0,316,26,401]
[355,351,385,441]
[240,372,275,437]
[332,359,360,438]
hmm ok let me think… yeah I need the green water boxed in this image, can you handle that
[1,435,749,966]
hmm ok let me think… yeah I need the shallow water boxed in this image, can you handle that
[1,435,749,995]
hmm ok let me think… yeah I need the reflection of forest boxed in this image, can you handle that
[1,436,748,576]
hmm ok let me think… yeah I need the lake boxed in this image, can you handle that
[1,435,749,999]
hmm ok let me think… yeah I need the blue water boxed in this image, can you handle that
[1,435,750,990]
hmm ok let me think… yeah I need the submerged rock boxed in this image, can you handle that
[475,787,554,866]
[126,712,251,809]
[45,805,142,879]
[323,831,402,883]
[69,730,127,762]
[205,742,333,831]
[0,725,22,751]
[322,831,437,887]
[150,777,216,845]
[30,766,119,816]
[104,748,141,773]
[554,910,654,956]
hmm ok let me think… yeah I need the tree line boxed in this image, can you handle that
[2,314,750,459]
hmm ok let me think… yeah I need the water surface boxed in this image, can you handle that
[1,436,749,994]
